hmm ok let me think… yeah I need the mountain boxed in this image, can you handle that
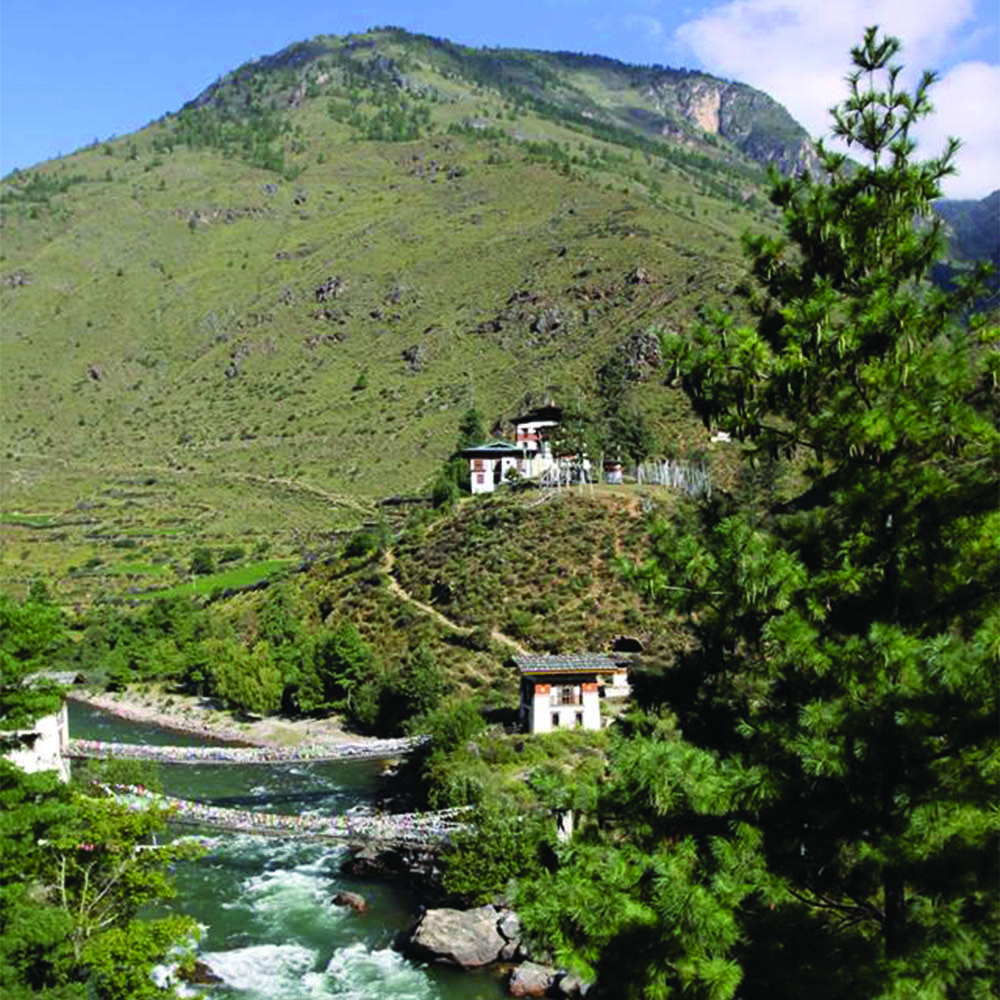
[931,190,1000,301]
[0,28,834,591]
[934,190,1000,267]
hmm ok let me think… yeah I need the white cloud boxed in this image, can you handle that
[917,61,1000,198]
[625,14,664,39]
[674,0,996,197]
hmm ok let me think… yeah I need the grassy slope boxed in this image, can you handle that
[203,487,684,713]
[1,28,775,598]
[393,488,686,660]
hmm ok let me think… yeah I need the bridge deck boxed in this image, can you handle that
[67,736,424,765]
[104,785,468,847]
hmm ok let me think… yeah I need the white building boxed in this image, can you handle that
[512,405,561,479]
[461,440,528,495]
[2,703,71,782]
[516,654,628,734]
[460,405,595,494]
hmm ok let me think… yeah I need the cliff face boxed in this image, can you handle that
[647,73,819,175]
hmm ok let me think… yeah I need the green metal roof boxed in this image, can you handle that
[459,439,524,456]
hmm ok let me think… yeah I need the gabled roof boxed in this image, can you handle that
[514,653,622,675]
[459,439,525,456]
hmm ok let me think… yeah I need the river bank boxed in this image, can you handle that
[67,685,373,749]
[67,701,505,1000]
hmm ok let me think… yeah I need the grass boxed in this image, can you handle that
[0,512,60,527]
[1,28,781,601]
[141,558,296,599]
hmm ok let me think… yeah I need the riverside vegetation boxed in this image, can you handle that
[1,26,997,1000]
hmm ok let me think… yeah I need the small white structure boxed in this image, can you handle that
[516,654,627,734]
[2,703,71,782]
[461,440,528,495]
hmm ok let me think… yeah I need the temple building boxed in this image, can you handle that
[515,653,629,734]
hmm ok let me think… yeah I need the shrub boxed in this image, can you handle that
[189,547,214,575]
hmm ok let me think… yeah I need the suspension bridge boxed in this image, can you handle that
[66,736,426,766]
[104,784,469,847]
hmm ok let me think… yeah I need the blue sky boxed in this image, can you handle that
[1,0,996,196]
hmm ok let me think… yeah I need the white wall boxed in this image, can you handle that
[4,704,70,783]
[526,681,601,733]
[469,455,525,493]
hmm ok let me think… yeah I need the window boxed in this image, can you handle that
[575,712,584,727]
[476,473,485,484]
[551,713,560,728]
[559,686,580,705]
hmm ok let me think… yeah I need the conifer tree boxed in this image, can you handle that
[521,29,997,999]
[636,26,998,996]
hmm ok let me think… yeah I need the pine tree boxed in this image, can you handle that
[520,29,998,999]
[635,27,998,997]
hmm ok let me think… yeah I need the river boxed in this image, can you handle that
[68,701,505,1000]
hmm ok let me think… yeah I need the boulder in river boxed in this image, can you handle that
[508,961,557,997]
[179,960,223,986]
[332,891,368,912]
[406,905,505,967]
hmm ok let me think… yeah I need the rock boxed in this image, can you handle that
[499,939,519,961]
[556,971,592,997]
[508,961,557,997]
[407,905,505,968]
[402,343,427,373]
[497,910,522,941]
[332,891,367,912]
[340,844,441,888]
[179,960,223,986]
[1,269,30,287]
[314,276,346,302]
[529,307,564,336]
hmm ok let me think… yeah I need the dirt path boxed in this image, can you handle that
[382,550,529,656]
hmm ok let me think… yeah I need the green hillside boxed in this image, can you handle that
[0,27,801,594]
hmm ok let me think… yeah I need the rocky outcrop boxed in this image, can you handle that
[402,343,427,372]
[647,73,818,176]
[340,843,441,889]
[407,905,506,967]
[314,275,346,301]
[1,269,30,287]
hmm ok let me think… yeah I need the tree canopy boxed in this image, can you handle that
[0,762,200,999]
[0,587,66,731]
[519,28,998,999]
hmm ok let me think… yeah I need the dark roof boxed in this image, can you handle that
[513,405,562,425]
[459,439,525,457]
[514,653,622,675]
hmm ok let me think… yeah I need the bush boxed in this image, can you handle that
[431,473,460,509]
[189,547,214,575]
[442,804,549,904]
[343,532,378,559]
